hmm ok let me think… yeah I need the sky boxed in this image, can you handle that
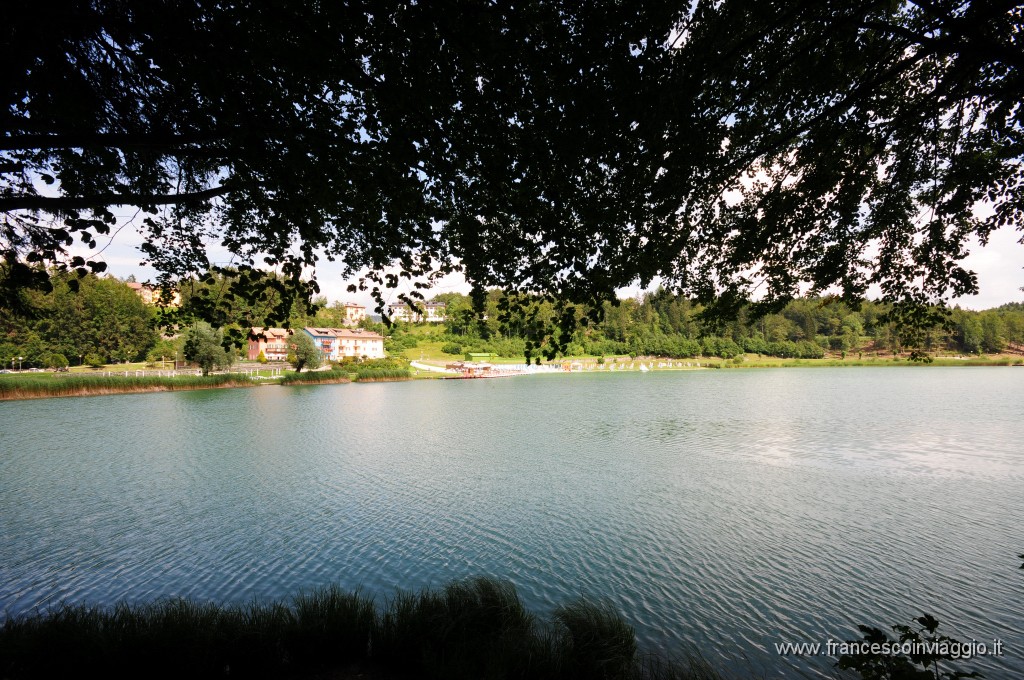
[72,212,1024,313]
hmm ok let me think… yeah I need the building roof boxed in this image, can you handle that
[249,327,291,340]
[303,327,384,340]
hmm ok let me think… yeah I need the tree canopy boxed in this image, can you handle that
[182,322,231,376]
[289,331,322,372]
[0,268,158,366]
[3,1,1022,356]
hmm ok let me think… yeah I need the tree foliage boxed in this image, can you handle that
[0,269,157,366]
[182,322,231,376]
[3,1,1022,357]
[430,290,1024,360]
[289,331,322,372]
[837,614,982,680]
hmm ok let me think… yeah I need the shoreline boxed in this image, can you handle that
[2,357,1020,402]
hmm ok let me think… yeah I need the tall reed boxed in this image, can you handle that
[354,367,412,381]
[0,577,722,680]
[0,373,250,400]
[278,369,352,385]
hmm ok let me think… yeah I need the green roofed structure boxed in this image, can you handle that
[465,352,496,362]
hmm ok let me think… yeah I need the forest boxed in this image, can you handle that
[409,291,1024,362]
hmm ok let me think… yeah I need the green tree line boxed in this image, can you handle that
[425,291,1024,361]
[3,266,1021,369]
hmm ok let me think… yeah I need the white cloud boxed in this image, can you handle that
[951,226,1024,310]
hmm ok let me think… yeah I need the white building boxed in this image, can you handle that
[303,327,385,360]
[342,302,366,325]
[388,301,446,323]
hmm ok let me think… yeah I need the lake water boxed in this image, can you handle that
[1,368,1021,678]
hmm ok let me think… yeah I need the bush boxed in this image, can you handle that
[440,342,462,355]
[742,336,768,355]
[257,350,267,364]
[564,342,585,357]
[384,332,419,353]
[701,336,741,359]
[43,352,69,368]
[182,323,232,376]
[84,353,104,368]
[795,340,825,359]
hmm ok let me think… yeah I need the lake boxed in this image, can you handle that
[1,367,1021,678]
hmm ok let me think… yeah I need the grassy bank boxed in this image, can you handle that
[0,577,718,680]
[0,373,255,401]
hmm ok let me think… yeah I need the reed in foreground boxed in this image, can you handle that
[0,373,252,400]
[0,577,722,680]
[355,367,412,381]
[278,369,352,385]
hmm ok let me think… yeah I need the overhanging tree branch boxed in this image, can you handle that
[0,184,232,212]
[0,132,224,152]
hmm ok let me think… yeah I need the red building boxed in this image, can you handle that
[247,327,292,361]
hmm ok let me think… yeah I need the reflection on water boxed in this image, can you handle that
[1,368,1021,678]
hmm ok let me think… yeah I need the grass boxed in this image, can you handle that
[0,373,254,400]
[402,340,540,365]
[0,577,723,680]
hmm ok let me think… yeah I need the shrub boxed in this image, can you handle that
[182,323,232,376]
[440,342,462,355]
[257,350,267,364]
[384,333,419,353]
[564,342,585,357]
